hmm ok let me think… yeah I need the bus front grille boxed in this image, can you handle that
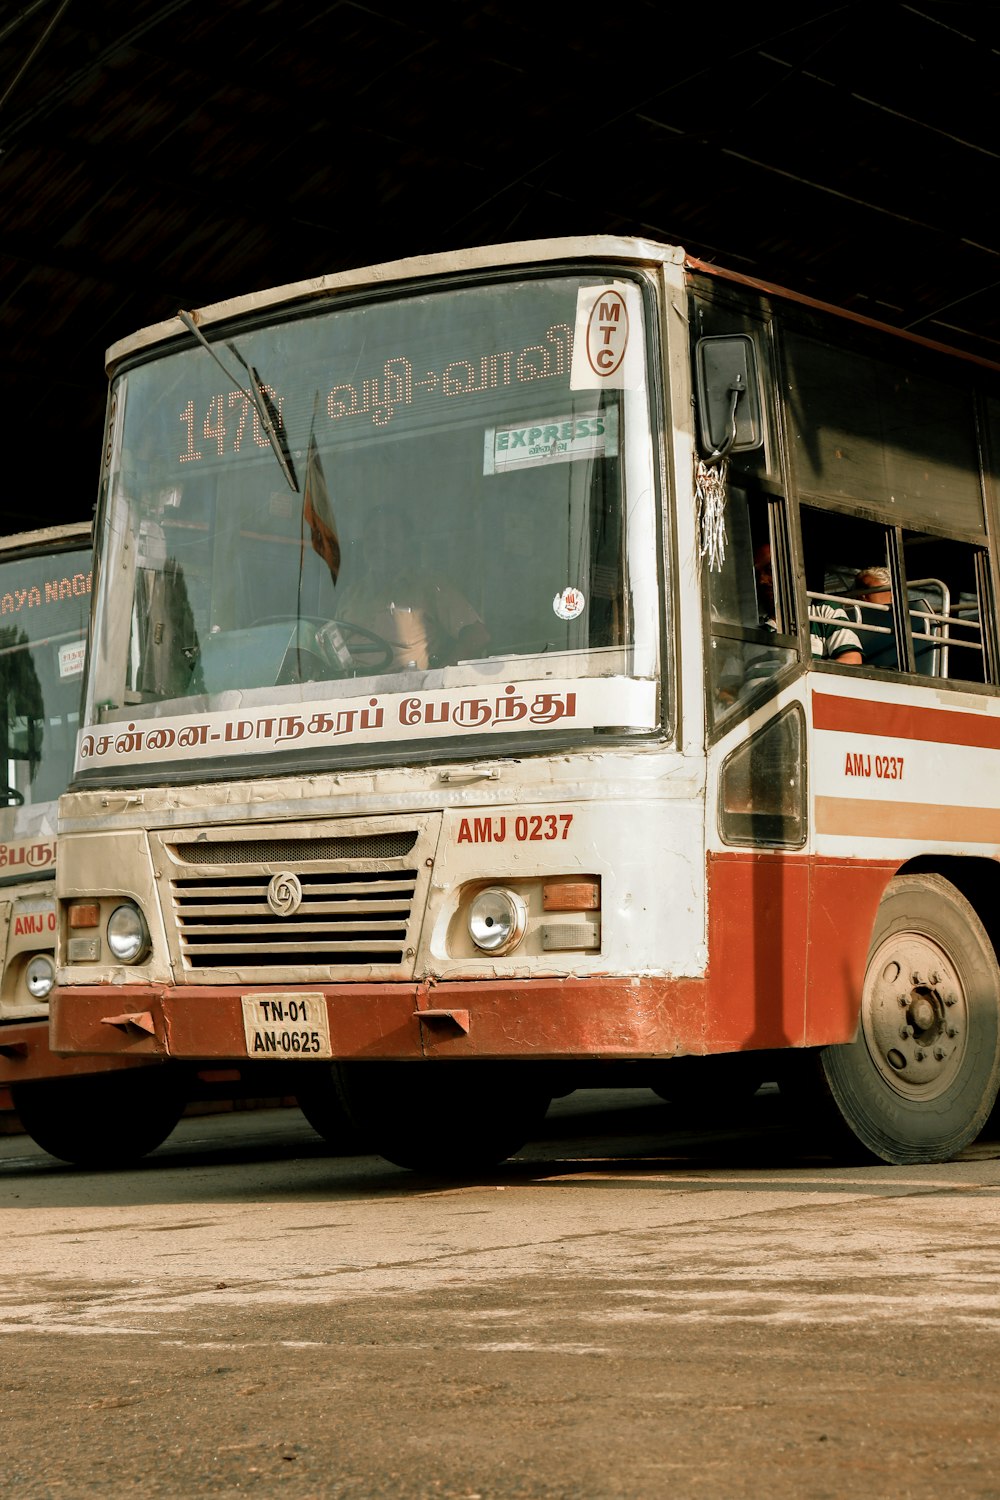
[171,867,418,968]
[173,832,417,865]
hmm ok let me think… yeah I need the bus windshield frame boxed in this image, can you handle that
[78,267,665,785]
[0,527,91,884]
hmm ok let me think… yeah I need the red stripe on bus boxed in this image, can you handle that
[812,692,1000,749]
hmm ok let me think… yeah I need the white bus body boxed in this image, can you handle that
[0,524,188,1163]
[50,236,1000,1169]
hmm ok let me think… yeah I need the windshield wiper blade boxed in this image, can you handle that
[177,309,299,493]
[225,341,299,493]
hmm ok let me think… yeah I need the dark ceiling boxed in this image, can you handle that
[3,0,1000,534]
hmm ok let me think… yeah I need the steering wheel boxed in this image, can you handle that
[0,785,24,806]
[249,613,330,630]
[248,615,395,675]
[314,618,395,674]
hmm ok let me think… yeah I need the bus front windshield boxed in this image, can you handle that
[0,543,90,851]
[84,271,661,776]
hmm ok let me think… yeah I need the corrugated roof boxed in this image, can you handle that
[3,0,1000,531]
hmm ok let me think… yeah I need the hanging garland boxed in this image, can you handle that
[695,456,728,572]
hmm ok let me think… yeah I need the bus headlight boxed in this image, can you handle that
[25,954,55,1000]
[468,887,527,954]
[106,904,151,963]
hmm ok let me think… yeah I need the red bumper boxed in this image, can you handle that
[0,1016,163,1087]
[49,977,716,1063]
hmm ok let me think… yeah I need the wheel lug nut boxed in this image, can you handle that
[929,972,940,985]
[933,1048,945,1061]
[945,995,956,1007]
[947,1026,958,1038]
[914,1050,925,1062]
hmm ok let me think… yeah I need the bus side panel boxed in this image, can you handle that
[704,855,897,1052]
[804,859,898,1046]
[704,852,808,1050]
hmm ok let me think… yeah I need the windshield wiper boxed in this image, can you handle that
[177,310,299,493]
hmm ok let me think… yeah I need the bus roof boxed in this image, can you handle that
[688,254,1000,378]
[105,235,684,372]
[105,234,1000,382]
[0,522,91,561]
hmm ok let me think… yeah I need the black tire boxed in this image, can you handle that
[294,1065,366,1151]
[334,1062,551,1175]
[816,873,1000,1165]
[650,1054,765,1106]
[11,1067,187,1168]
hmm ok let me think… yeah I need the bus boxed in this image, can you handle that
[0,523,188,1163]
[0,524,346,1164]
[48,235,1000,1170]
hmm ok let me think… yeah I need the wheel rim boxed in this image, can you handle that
[861,931,969,1101]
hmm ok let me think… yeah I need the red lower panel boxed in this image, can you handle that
[0,1017,164,1086]
[804,859,896,1043]
[705,853,895,1049]
[704,852,809,1049]
[48,855,897,1064]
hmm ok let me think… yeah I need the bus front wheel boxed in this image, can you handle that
[819,873,1000,1165]
[293,1064,366,1151]
[11,1067,187,1168]
[334,1062,551,1174]
[650,1053,765,1107]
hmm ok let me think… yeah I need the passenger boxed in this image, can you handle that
[717,543,861,706]
[852,566,894,667]
[333,505,490,671]
[854,565,892,606]
[853,565,936,672]
[757,543,862,665]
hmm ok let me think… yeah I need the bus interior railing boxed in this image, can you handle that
[808,577,983,679]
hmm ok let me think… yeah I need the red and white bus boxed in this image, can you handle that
[49,235,1000,1169]
[0,523,191,1163]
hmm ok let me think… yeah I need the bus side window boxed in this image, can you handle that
[905,578,946,676]
[800,507,880,671]
[705,487,797,726]
[902,533,990,685]
[719,704,807,847]
[809,523,992,684]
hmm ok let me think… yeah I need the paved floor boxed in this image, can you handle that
[3,1088,1000,1498]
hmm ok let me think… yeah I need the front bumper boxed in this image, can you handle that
[50,977,707,1063]
[0,1016,163,1086]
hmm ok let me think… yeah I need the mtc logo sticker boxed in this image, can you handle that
[585,289,628,376]
[571,282,645,391]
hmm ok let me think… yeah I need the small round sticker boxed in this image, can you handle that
[553,586,586,621]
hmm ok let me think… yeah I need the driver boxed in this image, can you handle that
[333,505,489,672]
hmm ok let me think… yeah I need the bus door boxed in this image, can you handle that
[702,478,810,1053]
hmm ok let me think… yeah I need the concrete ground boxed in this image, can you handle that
[2,1087,999,1499]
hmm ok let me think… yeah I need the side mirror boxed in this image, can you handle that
[695,335,764,457]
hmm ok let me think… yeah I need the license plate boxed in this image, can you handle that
[241,992,332,1058]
